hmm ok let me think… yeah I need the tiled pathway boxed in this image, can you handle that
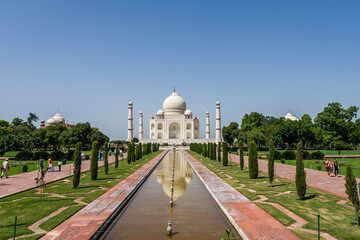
[183,151,300,240]
[41,151,167,240]
[0,154,127,199]
[228,154,360,199]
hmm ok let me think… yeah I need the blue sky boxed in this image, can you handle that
[0,0,359,140]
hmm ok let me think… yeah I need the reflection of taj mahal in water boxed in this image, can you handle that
[127,88,222,144]
[155,151,194,202]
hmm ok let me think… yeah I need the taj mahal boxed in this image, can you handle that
[126,89,222,144]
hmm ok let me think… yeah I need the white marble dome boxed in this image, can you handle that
[163,92,186,115]
[52,113,64,122]
[185,109,192,115]
[157,109,164,115]
[46,117,57,126]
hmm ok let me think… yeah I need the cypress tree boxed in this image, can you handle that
[104,142,109,174]
[143,143,147,156]
[202,143,207,157]
[268,139,275,186]
[73,142,82,189]
[222,142,228,166]
[135,143,140,160]
[239,140,244,171]
[131,142,136,162]
[127,142,132,164]
[115,144,119,169]
[295,141,306,200]
[207,143,210,158]
[139,143,142,159]
[345,165,360,226]
[248,141,258,179]
[217,142,221,162]
[91,141,99,180]
[147,143,151,154]
[209,143,213,160]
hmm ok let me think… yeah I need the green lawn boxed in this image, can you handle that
[188,151,360,240]
[231,149,360,156]
[0,151,161,239]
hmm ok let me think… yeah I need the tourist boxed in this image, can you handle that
[109,149,112,156]
[1,159,9,179]
[38,158,44,171]
[333,159,339,177]
[98,151,101,161]
[325,159,332,177]
[119,149,123,158]
[48,157,55,172]
[58,161,62,172]
[81,150,85,160]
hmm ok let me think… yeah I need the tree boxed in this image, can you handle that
[127,142,132,164]
[222,122,239,145]
[213,143,216,160]
[26,112,39,130]
[295,141,306,200]
[248,141,258,179]
[91,141,99,180]
[132,142,136,162]
[268,139,274,186]
[0,120,13,136]
[315,102,358,143]
[330,140,348,155]
[345,165,360,226]
[73,142,82,189]
[135,143,140,160]
[90,130,109,146]
[239,140,244,171]
[115,144,119,169]
[217,142,221,162]
[139,143,142,159]
[104,142,109,174]
[222,142,228,166]
[202,143,207,157]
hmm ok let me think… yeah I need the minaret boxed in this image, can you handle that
[205,111,210,139]
[127,101,133,142]
[139,111,143,140]
[215,101,222,143]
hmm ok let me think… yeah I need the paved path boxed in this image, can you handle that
[0,154,127,199]
[228,153,360,199]
[183,151,299,240]
[42,151,167,240]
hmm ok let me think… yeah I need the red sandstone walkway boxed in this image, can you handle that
[183,151,299,240]
[42,151,167,240]
[0,154,127,199]
[228,153,360,199]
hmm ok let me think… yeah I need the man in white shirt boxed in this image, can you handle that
[1,159,9,179]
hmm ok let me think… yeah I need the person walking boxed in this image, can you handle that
[333,159,339,177]
[1,159,9,179]
[325,159,332,177]
[58,161,62,172]
[38,158,44,171]
[48,157,55,172]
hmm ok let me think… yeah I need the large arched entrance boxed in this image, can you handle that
[169,122,180,139]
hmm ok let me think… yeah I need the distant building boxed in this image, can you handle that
[284,112,299,121]
[40,112,72,129]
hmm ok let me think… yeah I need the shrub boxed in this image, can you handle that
[268,139,274,186]
[311,151,324,160]
[281,160,285,164]
[65,150,75,161]
[317,166,322,171]
[345,165,360,226]
[73,142,82,189]
[222,142,228,166]
[51,150,65,161]
[217,142,221,162]
[22,165,28,172]
[62,160,67,165]
[33,151,49,161]
[303,151,311,160]
[273,150,281,160]
[239,140,244,171]
[281,150,296,160]
[296,141,306,200]
[85,154,90,160]
[248,141,258,179]
[15,150,33,161]
[91,141,99,180]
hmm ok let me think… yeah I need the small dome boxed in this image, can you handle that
[163,91,186,115]
[46,117,57,126]
[53,113,64,122]
[185,109,192,115]
[157,109,164,115]
[284,112,299,121]
[216,101,220,105]
[129,101,133,105]
[139,111,143,114]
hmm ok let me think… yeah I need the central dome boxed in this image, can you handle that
[163,91,186,115]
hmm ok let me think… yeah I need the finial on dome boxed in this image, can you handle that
[173,85,175,92]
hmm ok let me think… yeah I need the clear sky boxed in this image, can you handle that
[0,0,359,140]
